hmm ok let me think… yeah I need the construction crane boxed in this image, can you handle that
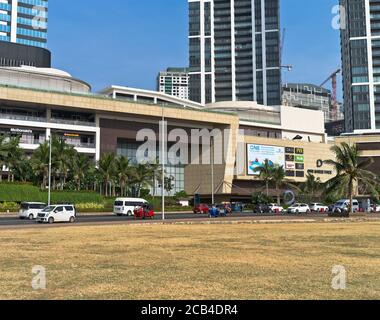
[280,28,293,71]
[320,69,341,121]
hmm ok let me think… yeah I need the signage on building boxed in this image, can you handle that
[64,133,80,137]
[285,146,305,178]
[247,144,285,176]
[308,169,333,175]
[10,128,32,134]
[308,159,333,175]
[286,162,296,170]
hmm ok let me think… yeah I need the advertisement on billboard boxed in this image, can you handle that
[247,144,285,176]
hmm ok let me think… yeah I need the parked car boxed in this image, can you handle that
[36,205,76,224]
[209,205,222,218]
[114,198,148,216]
[18,202,46,220]
[370,204,380,213]
[310,203,329,213]
[332,199,360,213]
[268,203,284,213]
[287,203,311,214]
[193,204,210,214]
[231,202,244,212]
[253,204,269,214]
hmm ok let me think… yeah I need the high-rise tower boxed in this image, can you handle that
[188,0,281,106]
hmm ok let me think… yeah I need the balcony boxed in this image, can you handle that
[50,118,96,127]
[0,113,47,122]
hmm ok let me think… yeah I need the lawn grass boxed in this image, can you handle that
[0,222,379,300]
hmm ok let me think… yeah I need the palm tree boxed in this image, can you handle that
[324,143,379,215]
[31,142,50,190]
[13,155,33,183]
[0,135,8,181]
[115,156,132,197]
[253,159,274,197]
[97,153,116,197]
[271,165,299,205]
[2,136,22,182]
[73,154,91,191]
[132,163,154,197]
[302,173,322,203]
[53,137,77,190]
[148,160,162,197]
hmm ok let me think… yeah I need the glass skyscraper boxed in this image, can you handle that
[0,0,48,49]
[340,0,380,132]
[188,0,281,106]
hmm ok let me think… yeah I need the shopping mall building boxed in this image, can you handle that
[0,66,378,203]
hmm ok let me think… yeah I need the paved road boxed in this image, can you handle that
[0,212,367,229]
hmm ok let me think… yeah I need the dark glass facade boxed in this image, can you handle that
[341,0,380,131]
[189,0,281,106]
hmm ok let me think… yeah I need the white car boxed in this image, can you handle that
[268,204,284,213]
[287,203,311,214]
[36,205,76,224]
[370,204,380,213]
[18,202,46,220]
[332,199,360,213]
[113,198,148,216]
[310,203,329,213]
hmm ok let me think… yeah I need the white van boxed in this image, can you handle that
[114,198,148,216]
[19,202,46,220]
[36,205,76,224]
[333,199,360,213]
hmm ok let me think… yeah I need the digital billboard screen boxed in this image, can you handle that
[247,144,285,176]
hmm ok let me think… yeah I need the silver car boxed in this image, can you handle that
[19,202,46,220]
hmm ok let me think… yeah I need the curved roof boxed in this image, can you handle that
[205,101,280,112]
[100,85,203,110]
[7,66,72,78]
[0,66,91,93]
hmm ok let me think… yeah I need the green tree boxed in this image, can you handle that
[164,175,175,196]
[148,160,162,197]
[301,173,322,203]
[13,155,34,183]
[73,153,91,191]
[115,156,132,197]
[97,153,116,197]
[132,163,154,197]
[3,136,22,182]
[271,165,298,205]
[31,141,50,190]
[324,143,379,215]
[52,137,77,190]
[253,159,275,197]
[252,191,272,205]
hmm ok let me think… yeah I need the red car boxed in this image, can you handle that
[193,204,209,214]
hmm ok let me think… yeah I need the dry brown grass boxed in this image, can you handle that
[0,221,379,300]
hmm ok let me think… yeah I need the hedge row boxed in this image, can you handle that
[0,183,104,204]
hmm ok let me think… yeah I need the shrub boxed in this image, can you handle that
[0,202,19,212]
[75,202,107,213]
[0,183,103,204]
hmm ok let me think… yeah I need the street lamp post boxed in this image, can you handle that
[48,136,52,206]
[211,136,215,205]
[162,106,165,221]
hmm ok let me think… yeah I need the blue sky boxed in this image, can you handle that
[48,0,342,97]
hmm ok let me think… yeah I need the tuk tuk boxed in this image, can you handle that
[134,204,155,220]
